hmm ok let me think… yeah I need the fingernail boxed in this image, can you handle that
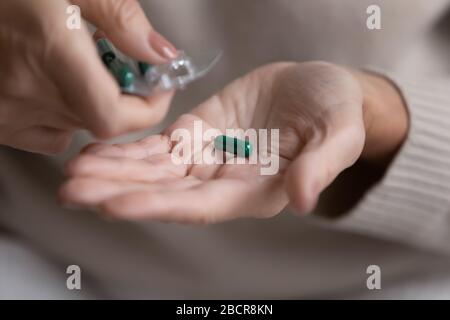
[150,31,178,60]
[93,29,107,41]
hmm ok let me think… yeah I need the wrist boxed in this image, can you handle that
[352,70,409,164]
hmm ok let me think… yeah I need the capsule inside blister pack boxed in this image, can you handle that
[96,38,221,97]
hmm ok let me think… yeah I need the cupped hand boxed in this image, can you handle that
[0,0,176,154]
[60,61,406,223]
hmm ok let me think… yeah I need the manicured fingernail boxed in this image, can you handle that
[93,29,107,41]
[150,31,178,60]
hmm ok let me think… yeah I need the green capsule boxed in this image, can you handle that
[96,38,116,65]
[138,62,152,75]
[214,135,253,158]
[108,59,135,88]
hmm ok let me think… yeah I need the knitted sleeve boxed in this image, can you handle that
[335,74,450,253]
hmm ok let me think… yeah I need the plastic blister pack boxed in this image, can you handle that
[96,38,221,97]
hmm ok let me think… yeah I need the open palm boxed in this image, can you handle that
[60,62,366,224]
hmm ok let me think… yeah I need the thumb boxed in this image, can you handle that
[72,0,177,64]
[285,125,365,214]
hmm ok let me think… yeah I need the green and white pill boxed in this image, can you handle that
[138,62,152,75]
[214,135,253,158]
[108,59,135,88]
[96,38,116,64]
[96,38,134,88]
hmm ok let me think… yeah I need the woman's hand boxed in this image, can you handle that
[60,61,408,223]
[0,0,177,154]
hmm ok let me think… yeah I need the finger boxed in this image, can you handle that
[105,90,175,137]
[59,177,144,206]
[7,126,73,155]
[100,175,287,224]
[65,153,187,181]
[48,25,174,138]
[285,124,365,214]
[81,135,172,159]
[60,176,200,207]
[73,0,177,63]
[284,147,323,214]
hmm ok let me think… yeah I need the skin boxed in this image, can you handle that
[0,0,177,154]
[60,61,409,223]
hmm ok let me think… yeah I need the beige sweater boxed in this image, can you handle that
[2,0,450,299]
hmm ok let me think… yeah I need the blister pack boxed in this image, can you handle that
[96,38,221,97]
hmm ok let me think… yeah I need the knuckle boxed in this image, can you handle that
[66,155,88,174]
[92,125,122,140]
[108,0,142,31]
[136,111,165,132]
[90,115,124,139]
[153,107,168,125]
